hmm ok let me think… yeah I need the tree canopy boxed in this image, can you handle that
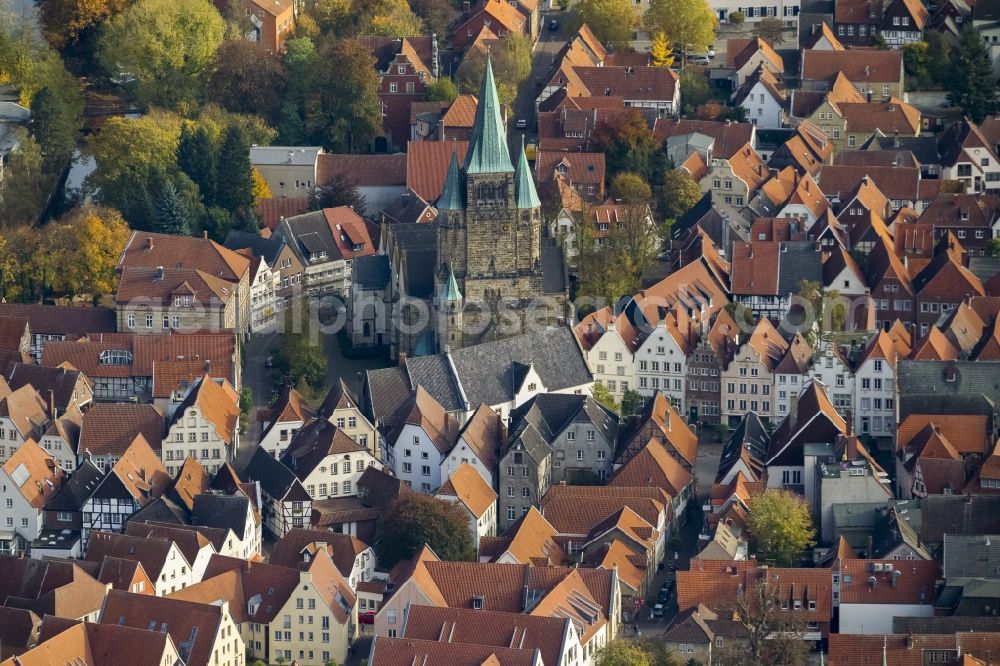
[611,172,653,204]
[574,0,641,53]
[37,0,131,48]
[644,0,718,53]
[947,23,1000,123]
[657,169,702,223]
[747,489,816,566]
[209,40,287,124]
[596,640,652,666]
[456,33,532,108]
[377,494,476,570]
[591,108,659,180]
[98,0,225,109]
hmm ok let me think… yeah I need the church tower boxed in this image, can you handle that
[433,54,548,351]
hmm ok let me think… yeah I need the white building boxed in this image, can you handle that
[574,308,638,402]
[162,376,240,476]
[282,418,383,500]
[385,388,457,493]
[853,331,901,438]
[631,296,695,412]
[441,404,505,489]
[259,388,315,459]
[0,439,64,554]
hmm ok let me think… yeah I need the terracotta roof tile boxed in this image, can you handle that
[0,304,116,337]
[257,196,309,232]
[897,413,991,455]
[369,637,539,666]
[3,439,65,509]
[406,141,469,202]
[801,49,903,85]
[492,507,568,566]
[437,462,497,519]
[609,438,693,497]
[78,403,164,457]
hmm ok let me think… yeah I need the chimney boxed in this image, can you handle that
[48,390,56,418]
[146,237,154,250]
[204,359,212,373]
[155,266,165,281]
[398,352,408,367]
[463,0,471,13]
[203,231,208,239]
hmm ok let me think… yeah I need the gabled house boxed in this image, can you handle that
[100,589,245,665]
[628,295,696,410]
[36,456,103,558]
[853,329,908,437]
[480,506,569,566]
[919,193,1000,257]
[610,439,695,519]
[912,235,985,337]
[453,0,527,51]
[86,530,195,596]
[258,387,315,460]
[720,318,787,425]
[319,379,378,459]
[162,375,240,476]
[80,435,170,549]
[168,551,357,665]
[773,333,815,418]
[685,309,739,426]
[0,556,108,621]
[441,403,505,489]
[384,387,458,493]
[938,118,1000,195]
[281,418,382,500]
[121,521,218,585]
[0,439,65,555]
[272,206,376,298]
[76,403,165,473]
[725,38,785,88]
[574,307,640,402]
[732,66,786,129]
[358,36,436,152]
[702,143,770,208]
[243,447,311,538]
[765,380,847,499]
[436,462,497,552]
[615,391,697,472]
[0,381,50,465]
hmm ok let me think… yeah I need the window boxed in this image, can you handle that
[577,450,584,461]
[145,314,153,328]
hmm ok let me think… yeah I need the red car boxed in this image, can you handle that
[359,612,376,625]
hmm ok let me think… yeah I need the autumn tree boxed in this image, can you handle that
[753,16,785,44]
[209,40,287,124]
[425,77,459,103]
[279,36,382,151]
[575,202,660,304]
[310,172,368,215]
[591,382,620,413]
[86,110,183,203]
[645,0,718,55]
[657,169,702,224]
[714,581,809,666]
[55,205,132,297]
[456,33,532,108]
[596,640,652,666]
[377,494,476,569]
[98,0,225,109]
[409,0,457,37]
[747,489,816,566]
[37,0,130,49]
[947,23,1000,123]
[251,168,271,203]
[590,108,658,180]
[574,0,640,53]
[366,0,425,36]
[650,31,675,67]
[610,172,652,204]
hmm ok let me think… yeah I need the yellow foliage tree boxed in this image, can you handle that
[251,167,272,203]
[650,31,674,67]
[32,206,131,299]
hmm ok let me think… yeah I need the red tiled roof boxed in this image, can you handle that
[801,50,903,85]
[837,559,941,604]
[406,141,469,202]
[316,153,407,188]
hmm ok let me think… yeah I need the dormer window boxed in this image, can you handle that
[472,595,484,610]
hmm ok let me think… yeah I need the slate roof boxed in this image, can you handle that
[716,412,769,483]
[399,327,592,413]
[464,56,513,175]
[269,527,368,577]
[222,230,288,266]
[353,254,393,292]
[282,418,368,477]
[191,492,251,538]
[44,457,103,512]
[943,534,1000,578]
[243,447,311,502]
[730,241,823,296]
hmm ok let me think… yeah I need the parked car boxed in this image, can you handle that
[652,603,665,618]
[516,118,527,129]
[657,590,669,603]
[265,356,273,369]
[549,19,558,31]
[688,54,712,65]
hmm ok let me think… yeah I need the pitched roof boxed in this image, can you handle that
[315,153,407,188]
[840,98,921,135]
[897,413,991,455]
[0,304,116,336]
[268,528,368,577]
[610,439,693,498]
[99,590,225,665]
[118,232,250,283]
[678,565,832,622]
[369,636,540,666]
[406,141,470,202]
[801,49,903,84]
[540,485,669,538]
[492,507,568,566]
[76,403,163,458]
[400,605,568,666]
[726,37,785,72]
[437,462,497,519]
[2,439,65,509]
[281,418,368,479]
[168,376,239,445]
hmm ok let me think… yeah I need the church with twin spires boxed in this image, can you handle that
[358,56,570,358]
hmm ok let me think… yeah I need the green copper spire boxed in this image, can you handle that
[464,55,514,174]
[515,136,540,209]
[438,151,464,210]
[443,265,462,302]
